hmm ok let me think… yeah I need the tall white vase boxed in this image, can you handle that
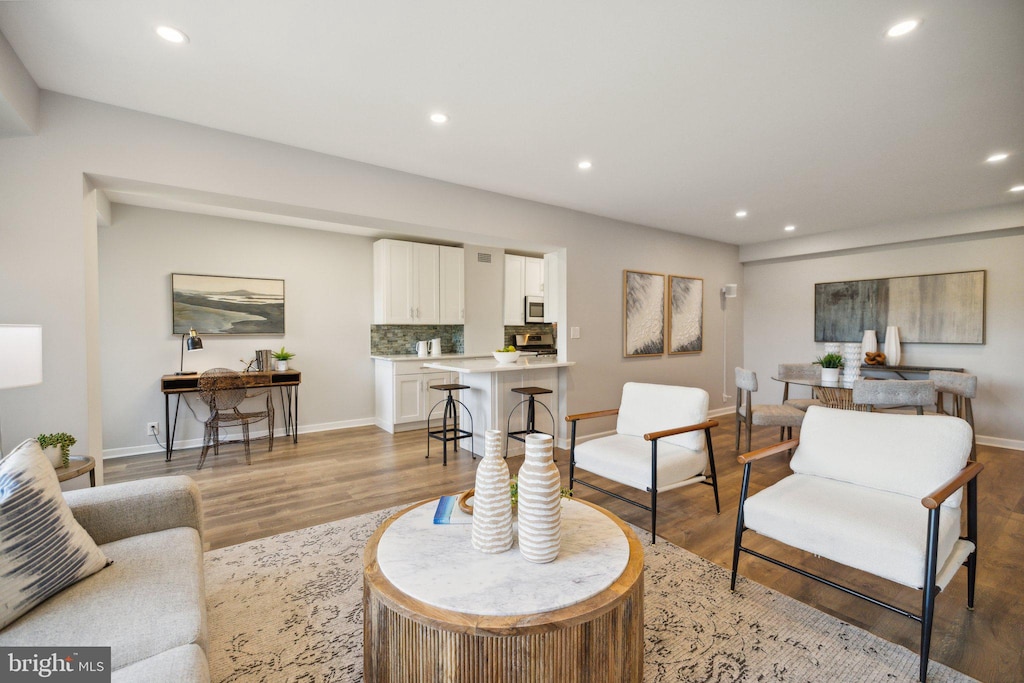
[861,330,878,354]
[471,430,514,554]
[517,433,561,563]
[884,326,901,367]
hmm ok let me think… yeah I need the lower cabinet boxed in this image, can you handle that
[375,359,461,433]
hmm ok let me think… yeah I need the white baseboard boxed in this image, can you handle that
[976,435,1024,452]
[102,417,377,458]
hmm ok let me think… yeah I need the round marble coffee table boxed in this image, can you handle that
[363,497,644,682]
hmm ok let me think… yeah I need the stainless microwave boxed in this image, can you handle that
[525,296,544,323]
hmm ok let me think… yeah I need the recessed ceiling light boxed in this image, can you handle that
[155,25,189,44]
[886,19,920,38]
[577,160,592,170]
[986,153,1009,163]
[430,113,449,124]
[1010,185,1024,193]
[735,210,748,218]
[784,225,796,232]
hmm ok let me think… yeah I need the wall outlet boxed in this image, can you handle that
[146,422,160,436]
[570,326,580,339]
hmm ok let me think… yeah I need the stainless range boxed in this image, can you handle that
[514,333,557,356]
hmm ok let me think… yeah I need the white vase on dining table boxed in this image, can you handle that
[884,326,901,367]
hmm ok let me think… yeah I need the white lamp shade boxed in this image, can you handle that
[0,325,43,389]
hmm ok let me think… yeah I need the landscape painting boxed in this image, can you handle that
[623,270,665,357]
[172,274,285,335]
[668,275,703,354]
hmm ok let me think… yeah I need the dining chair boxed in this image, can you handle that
[852,379,936,414]
[566,382,720,542]
[777,363,824,411]
[929,370,977,460]
[735,368,806,454]
[197,368,274,469]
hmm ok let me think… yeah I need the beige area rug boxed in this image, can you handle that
[205,505,975,682]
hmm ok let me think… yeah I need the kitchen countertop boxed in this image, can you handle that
[422,357,574,374]
[371,353,492,362]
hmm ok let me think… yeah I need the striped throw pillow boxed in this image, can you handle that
[0,439,110,630]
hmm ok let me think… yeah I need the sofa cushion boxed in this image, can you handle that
[0,526,206,670]
[573,433,707,491]
[791,406,972,508]
[743,474,962,589]
[0,439,110,630]
[616,382,709,451]
[112,644,210,683]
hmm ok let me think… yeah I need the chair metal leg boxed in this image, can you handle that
[731,462,753,591]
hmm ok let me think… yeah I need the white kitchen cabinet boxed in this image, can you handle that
[504,254,545,325]
[373,239,441,324]
[438,245,464,324]
[374,358,459,432]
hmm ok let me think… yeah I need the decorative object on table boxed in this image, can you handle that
[668,275,703,354]
[471,430,514,554]
[623,270,665,357]
[271,347,295,371]
[813,353,844,383]
[175,326,204,375]
[430,338,442,357]
[814,270,984,344]
[864,351,887,365]
[884,325,901,366]
[516,433,561,563]
[0,324,43,457]
[823,342,841,356]
[172,273,285,335]
[492,346,521,363]
[256,349,273,371]
[456,488,474,515]
[842,343,862,381]
[861,329,878,355]
[416,340,429,357]
[37,432,76,468]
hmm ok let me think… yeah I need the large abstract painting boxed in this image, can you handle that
[623,270,665,357]
[172,273,285,335]
[668,275,703,354]
[814,270,984,344]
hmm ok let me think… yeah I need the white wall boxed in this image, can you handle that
[0,92,744,474]
[743,230,1024,447]
[98,204,375,454]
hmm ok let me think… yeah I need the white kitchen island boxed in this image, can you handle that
[421,356,575,457]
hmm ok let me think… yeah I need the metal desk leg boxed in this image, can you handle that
[166,395,183,461]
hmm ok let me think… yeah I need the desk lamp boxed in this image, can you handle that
[176,327,204,375]
[0,324,43,456]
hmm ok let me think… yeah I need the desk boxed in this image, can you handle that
[160,370,301,460]
[363,497,644,682]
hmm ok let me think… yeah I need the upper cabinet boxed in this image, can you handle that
[438,245,464,324]
[504,254,545,325]
[374,239,462,325]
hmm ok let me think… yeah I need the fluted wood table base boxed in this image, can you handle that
[363,499,644,682]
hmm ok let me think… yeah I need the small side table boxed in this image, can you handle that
[56,455,97,487]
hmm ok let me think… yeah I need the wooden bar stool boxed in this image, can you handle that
[426,384,474,466]
[505,386,555,458]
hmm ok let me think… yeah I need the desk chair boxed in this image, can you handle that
[735,368,806,454]
[197,368,274,469]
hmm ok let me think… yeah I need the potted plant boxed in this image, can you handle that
[271,347,295,371]
[813,353,844,383]
[37,432,76,468]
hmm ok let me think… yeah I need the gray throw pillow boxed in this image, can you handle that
[0,439,110,630]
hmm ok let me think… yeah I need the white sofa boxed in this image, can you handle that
[0,475,209,682]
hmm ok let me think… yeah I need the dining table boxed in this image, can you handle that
[773,364,964,411]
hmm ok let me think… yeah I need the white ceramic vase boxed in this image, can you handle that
[884,326,901,367]
[471,430,514,554]
[275,360,288,371]
[821,367,841,383]
[842,343,862,380]
[516,433,561,563]
[861,330,878,354]
[42,445,64,468]
[823,342,841,356]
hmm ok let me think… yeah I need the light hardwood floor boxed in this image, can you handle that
[104,421,1023,682]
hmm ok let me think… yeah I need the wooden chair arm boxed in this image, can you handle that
[737,438,800,464]
[922,460,984,509]
[565,408,619,423]
[644,419,719,441]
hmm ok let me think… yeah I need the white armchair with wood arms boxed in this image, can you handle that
[566,382,720,542]
[730,405,981,682]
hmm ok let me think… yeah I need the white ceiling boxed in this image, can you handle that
[1,0,1022,246]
